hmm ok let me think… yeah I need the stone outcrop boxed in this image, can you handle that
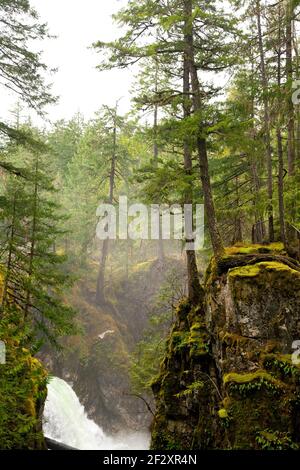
[151,244,300,450]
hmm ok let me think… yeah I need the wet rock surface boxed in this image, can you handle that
[151,245,300,450]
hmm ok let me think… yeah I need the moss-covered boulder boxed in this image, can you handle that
[151,245,300,450]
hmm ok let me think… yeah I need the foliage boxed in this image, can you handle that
[0,316,47,449]
[0,139,77,347]
[130,266,186,394]
[255,430,299,451]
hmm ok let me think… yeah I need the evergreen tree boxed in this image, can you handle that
[0,142,76,347]
[0,0,54,112]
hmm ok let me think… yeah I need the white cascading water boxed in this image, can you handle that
[43,377,150,450]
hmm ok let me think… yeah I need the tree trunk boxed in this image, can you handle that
[153,58,159,163]
[276,3,288,249]
[277,128,288,248]
[24,157,39,319]
[1,193,17,311]
[256,0,274,242]
[96,107,117,305]
[293,28,300,166]
[286,0,295,176]
[296,104,300,165]
[184,0,224,260]
[153,57,165,264]
[183,18,202,305]
[233,176,243,244]
[96,238,109,305]
[250,161,264,243]
[109,114,117,203]
[249,49,265,243]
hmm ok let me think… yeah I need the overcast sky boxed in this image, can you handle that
[1,0,133,126]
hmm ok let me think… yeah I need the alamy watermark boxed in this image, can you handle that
[96,196,204,251]
[0,341,5,365]
[292,340,300,366]
[292,80,300,105]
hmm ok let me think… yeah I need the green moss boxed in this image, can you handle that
[228,264,261,278]
[175,380,204,398]
[262,353,300,377]
[204,257,218,287]
[176,298,192,321]
[226,393,295,449]
[218,408,228,419]
[0,319,47,450]
[258,261,300,275]
[188,321,210,358]
[224,370,286,397]
[170,331,190,352]
[168,315,209,359]
[228,262,300,294]
[225,243,285,256]
[224,370,283,386]
[191,322,202,331]
[151,427,182,450]
[256,430,299,450]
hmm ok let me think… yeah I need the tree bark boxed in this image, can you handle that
[184,0,224,259]
[96,106,117,305]
[276,3,288,249]
[233,176,243,244]
[286,0,295,176]
[183,16,202,304]
[277,127,288,248]
[250,161,264,243]
[1,193,17,311]
[24,157,39,319]
[249,52,265,244]
[153,57,165,264]
[293,24,300,166]
[96,238,109,305]
[256,0,274,242]
[153,57,159,163]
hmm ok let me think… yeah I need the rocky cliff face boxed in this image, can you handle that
[151,245,300,450]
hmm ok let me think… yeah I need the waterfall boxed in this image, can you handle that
[43,377,150,450]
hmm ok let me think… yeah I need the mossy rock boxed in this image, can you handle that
[229,261,300,281]
[225,243,285,256]
[224,370,286,394]
[151,246,300,450]
[262,353,300,379]
[255,430,299,450]
[0,321,47,450]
